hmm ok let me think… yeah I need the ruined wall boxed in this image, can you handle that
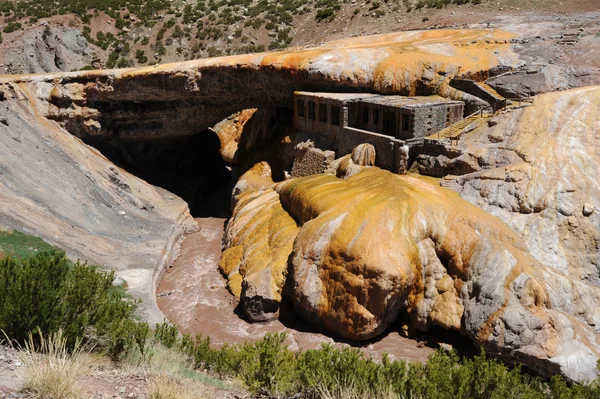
[339,127,405,172]
[291,147,336,177]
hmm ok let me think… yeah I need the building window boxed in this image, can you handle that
[402,114,410,131]
[373,109,379,125]
[363,108,369,124]
[297,99,305,117]
[383,111,396,136]
[331,106,341,126]
[319,103,328,123]
[308,101,316,120]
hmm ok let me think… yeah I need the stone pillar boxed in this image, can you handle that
[394,143,409,174]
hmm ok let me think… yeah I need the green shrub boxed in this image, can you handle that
[135,49,148,63]
[3,21,22,33]
[315,8,334,21]
[235,333,296,394]
[0,251,138,356]
[150,321,600,398]
[154,321,179,348]
[171,24,184,38]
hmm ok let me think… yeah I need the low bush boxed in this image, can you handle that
[0,250,139,356]
[154,321,179,349]
[168,326,600,398]
[3,21,22,33]
[315,8,335,21]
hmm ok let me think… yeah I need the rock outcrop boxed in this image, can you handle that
[419,87,600,287]
[351,143,376,167]
[224,165,600,381]
[220,163,299,321]
[1,28,520,149]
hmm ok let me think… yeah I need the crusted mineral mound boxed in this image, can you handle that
[220,163,299,321]
[224,165,600,381]
[418,87,600,286]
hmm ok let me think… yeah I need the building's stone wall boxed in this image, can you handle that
[291,147,336,177]
[293,93,347,141]
[292,92,464,174]
[347,100,464,140]
[412,105,447,138]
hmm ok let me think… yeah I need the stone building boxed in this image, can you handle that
[293,91,464,172]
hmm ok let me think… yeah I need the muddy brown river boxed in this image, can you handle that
[157,217,439,362]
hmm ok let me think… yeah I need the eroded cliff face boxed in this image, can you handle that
[226,165,600,381]
[0,82,196,325]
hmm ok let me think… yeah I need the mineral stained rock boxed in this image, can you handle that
[434,87,600,286]
[351,143,376,166]
[220,163,299,321]
[225,166,600,381]
[0,29,519,146]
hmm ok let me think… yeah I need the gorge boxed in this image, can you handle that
[1,21,600,386]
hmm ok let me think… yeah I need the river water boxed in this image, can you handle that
[157,217,435,362]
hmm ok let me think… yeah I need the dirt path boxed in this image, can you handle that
[157,217,436,363]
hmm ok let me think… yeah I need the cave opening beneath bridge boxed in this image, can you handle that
[84,128,235,218]
[76,106,294,219]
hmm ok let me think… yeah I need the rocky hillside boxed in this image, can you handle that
[0,0,599,74]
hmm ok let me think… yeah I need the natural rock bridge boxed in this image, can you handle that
[2,28,600,383]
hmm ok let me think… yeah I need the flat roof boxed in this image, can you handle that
[295,91,379,101]
[355,95,464,108]
[294,91,463,108]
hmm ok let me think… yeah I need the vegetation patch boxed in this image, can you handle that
[2,231,599,398]
[0,247,140,356]
[0,229,56,259]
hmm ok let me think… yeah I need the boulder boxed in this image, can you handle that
[351,143,376,166]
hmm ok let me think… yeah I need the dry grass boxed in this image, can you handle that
[316,381,399,399]
[148,375,214,399]
[123,343,222,398]
[123,342,193,376]
[17,331,93,399]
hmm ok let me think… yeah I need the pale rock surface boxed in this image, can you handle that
[445,87,600,285]
[351,143,376,166]
[224,165,600,381]
[0,83,196,325]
